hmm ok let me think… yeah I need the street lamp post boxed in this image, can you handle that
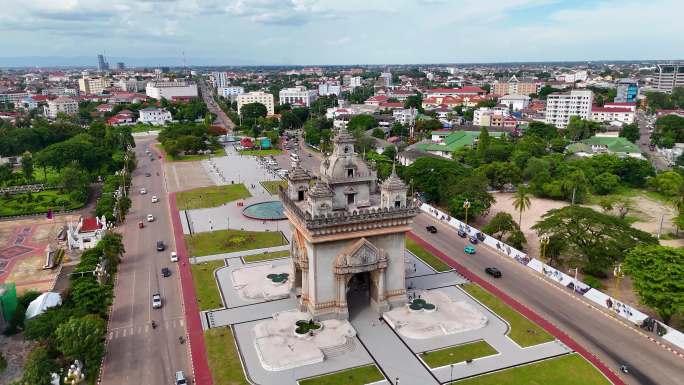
[463,199,471,227]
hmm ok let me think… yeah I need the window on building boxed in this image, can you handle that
[347,194,354,205]
[298,190,304,201]
[347,168,354,177]
[395,200,401,208]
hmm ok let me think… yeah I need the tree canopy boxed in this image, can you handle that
[532,206,657,275]
[623,245,684,325]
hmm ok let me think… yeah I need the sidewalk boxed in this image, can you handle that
[190,245,289,264]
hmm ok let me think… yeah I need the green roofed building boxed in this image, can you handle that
[566,135,644,159]
[415,130,505,158]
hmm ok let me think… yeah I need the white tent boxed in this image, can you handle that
[25,292,62,319]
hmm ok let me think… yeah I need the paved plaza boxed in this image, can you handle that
[198,249,572,385]
[180,144,291,239]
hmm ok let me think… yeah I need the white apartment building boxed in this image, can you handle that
[655,63,684,93]
[393,108,418,126]
[499,94,530,111]
[350,76,362,88]
[318,83,341,96]
[278,86,318,107]
[138,107,172,126]
[557,70,588,83]
[45,96,78,118]
[544,90,593,129]
[590,106,635,125]
[146,81,198,100]
[115,79,146,92]
[219,86,245,101]
[237,91,274,115]
[0,92,29,105]
[211,71,230,88]
[78,76,108,95]
[380,72,392,87]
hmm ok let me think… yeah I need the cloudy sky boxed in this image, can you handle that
[0,0,682,66]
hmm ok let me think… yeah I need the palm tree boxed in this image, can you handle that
[512,187,532,227]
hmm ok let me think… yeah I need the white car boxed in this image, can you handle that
[146,214,155,222]
[170,251,178,262]
[140,188,147,195]
[152,195,159,203]
[152,293,162,309]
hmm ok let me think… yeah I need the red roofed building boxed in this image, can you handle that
[603,102,637,112]
[240,137,254,148]
[590,106,635,125]
[107,110,136,126]
[67,215,108,250]
[425,87,486,98]
[364,95,389,106]
[378,101,404,109]
[96,103,114,113]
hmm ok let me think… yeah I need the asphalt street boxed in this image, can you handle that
[636,111,670,171]
[100,137,190,385]
[411,214,684,385]
[200,81,236,131]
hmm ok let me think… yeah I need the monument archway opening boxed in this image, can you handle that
[346,272,371,319]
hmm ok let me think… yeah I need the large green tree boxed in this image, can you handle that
[21,151,34,181]
[619,123,640,143]
[19,346,59,385]
[482,212,519,240]
[623,245,684,325]
[56,314,106,373]
[532,206,657,275]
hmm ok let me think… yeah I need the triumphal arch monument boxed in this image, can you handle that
[279,128,418,320]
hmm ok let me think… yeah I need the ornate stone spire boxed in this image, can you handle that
[381,162,405,191]
[309,180,334,198]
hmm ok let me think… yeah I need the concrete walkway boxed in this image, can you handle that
[190,245,289,264]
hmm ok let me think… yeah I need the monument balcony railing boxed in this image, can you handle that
[325,172,376,184]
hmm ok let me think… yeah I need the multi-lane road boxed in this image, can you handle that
[100,137,190,385]
[411,214,684,385]
[200,80,236,131]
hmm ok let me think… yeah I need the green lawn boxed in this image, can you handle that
[461,284,554,347]
[243,250,290,263]
[586,187,673,206]
[176,184,251,210]
[0,189,84,217]
[406,238,451,272]
[260,180,288,195]
[185,229,288,257]
[420,340,498,368]
[204,327,249,385]
[299,365,384,385]
[450,354,611,385]
[157,144,226,162]
[239,149,283,156]
[130,123,164,133]
[190,260,224,310]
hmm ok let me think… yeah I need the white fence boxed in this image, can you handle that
[419,203,684,351]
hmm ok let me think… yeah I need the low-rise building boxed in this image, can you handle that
[279,86,318,107]
[219,86,245,101]
[78,76,108,95]
[45,96,78,118]
[318,83,341,97]
[473,106,510,127]
[145,81,198,100]
[590,105,635,125]
[492,75,541,96]
[416,130,505,158]
[615,79,639,103]
[499,94,530,111]
[566,134,643,159]
[107,110,136,126]
[138,107,172,126]
[237,91,275,115]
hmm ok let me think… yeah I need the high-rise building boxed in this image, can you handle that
[380,72,392,87]
[654,63,684,93]
[219,86,245,101]
[45,96,79,118]
[237,91,275,115]
[318,83,341,97]
[116,62,125,70]
[350,76,362,89]
[544,90,593,129]
[97,54,109,72]
[211,72,230,88]
[615,79,638,103]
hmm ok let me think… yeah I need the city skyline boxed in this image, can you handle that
[1,0,683,67]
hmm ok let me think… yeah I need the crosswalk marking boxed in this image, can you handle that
[107,319,187,340]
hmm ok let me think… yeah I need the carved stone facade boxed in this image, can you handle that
[282,128,416,320]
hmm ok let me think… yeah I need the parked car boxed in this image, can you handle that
[170,251,178,262]
[426,225,437,234]
[457,229,467,238]
[485,267,502,278]
[152,293,162,308]
[151,196,159,203]
[464,245,476,254]
[156,240,165,251]
[140,188,147,195]
[147,214,155,222]
[161,267,171,277]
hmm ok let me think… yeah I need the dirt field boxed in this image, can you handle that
[163,161,215,192]
[483,192,683,257]
[0,215,78,294]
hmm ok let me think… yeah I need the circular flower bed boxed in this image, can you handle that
[267,273,289,284]
[408,298,437,312]
[294,319,322,335]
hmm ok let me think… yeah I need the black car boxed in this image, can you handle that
[457,229,467,238]
[145,172,152,177]
[156,241,165,251]
[161,267,171,277]
[468,235,479,244]
[485,267,502,278]
[426,225,437,234]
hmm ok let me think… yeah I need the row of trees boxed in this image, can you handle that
[9,232,125,384]
[158,123,221,158]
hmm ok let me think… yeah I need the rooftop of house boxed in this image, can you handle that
[566,136,641,155]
